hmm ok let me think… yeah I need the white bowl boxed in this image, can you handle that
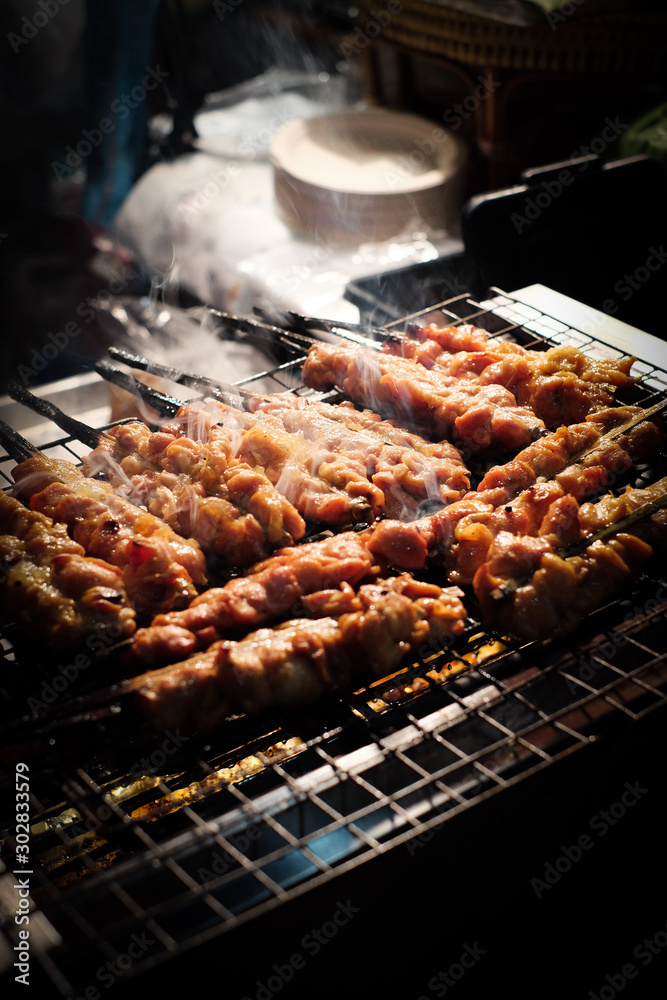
[270,108,466,243]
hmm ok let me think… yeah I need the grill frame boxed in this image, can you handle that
[1,287,667,997]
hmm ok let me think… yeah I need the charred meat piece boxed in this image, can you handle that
[133,576,467,732]
[407,323,637,427]
[302,342,545,453]
[11,453,206,616]
[130,531,379,665]
[473,530,653,641]
[84,419,306,565]
[246,393,470,518]
[168,401,376,526]
[0,491,136,650]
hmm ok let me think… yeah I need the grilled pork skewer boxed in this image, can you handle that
[475,533,653,643]
[8,383,307,564]
[96,362,377,526]
[394,321,637,427]
[129,530,379,665]
[170,398,468,522]
[303,341,546,453]
[0,422,207,616]
[0,573,467,746]
[104,351,471,518]
[451,474,667,586]
[131,575,467,733]
[0,490,136,651]
[366,406,661,570]
[97,362,469,523]
[478,401,663,498]
[473,487,667,641]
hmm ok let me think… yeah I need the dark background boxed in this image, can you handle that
[1,0,666,392]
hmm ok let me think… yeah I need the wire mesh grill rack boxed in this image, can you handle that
[1,288,666,997]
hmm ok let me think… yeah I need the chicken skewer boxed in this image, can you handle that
[473,509,667,643]
[96,362,378,526]
[302,340,546,453]
[101,353,663,512]
[130,409,663,667]
[472,475,667,633]
[0,490,136,652]
[95,362,469,523]
[2,471,665,746]
[7,383,307,566]
[107,347,471,517]
[129,530,379,666]
[366,404,663,570]
[132,574,467,733]
[0,421,207,616]
[5,486,664,746]
[391,321,637,427]
[200,306,637,432]
[2,573,467,743]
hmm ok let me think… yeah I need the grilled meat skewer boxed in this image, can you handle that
[0,490,136,651]
[473,486,667,641]
[130,530,378,665]
[451,475,667,586]
[0,422,207,616]
[132,575,467,733]
[367,406,661,570]
[474,532,654,642]
[0,574,467,746]
[101,355,471,519]
[85,419,306,556]
[96,364,378,526]
[399,321,637,427]
[303,341,546,453]
[6,383,309,564]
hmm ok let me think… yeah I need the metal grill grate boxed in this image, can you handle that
[1,288,666,996]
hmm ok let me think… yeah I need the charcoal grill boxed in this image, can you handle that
[1,288,667,1000]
